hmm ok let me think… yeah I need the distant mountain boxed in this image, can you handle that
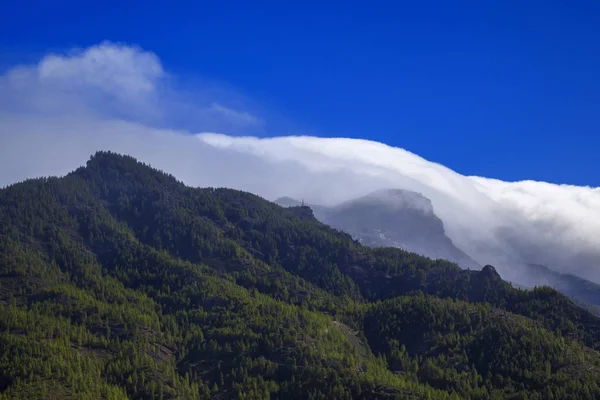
[518,263,600,313]
[272,196,302,207]
[276,189,481,270]
[276,191,600,311]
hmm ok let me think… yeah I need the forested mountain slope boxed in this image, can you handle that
[0,151,599,399]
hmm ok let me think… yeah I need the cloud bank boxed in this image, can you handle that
[1,42,599,284]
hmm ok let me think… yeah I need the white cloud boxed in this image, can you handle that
[208,103,263,127]
[0,42,262,131]
[0,42,164,120]
[38,42,163,97]
[0,42,599,285]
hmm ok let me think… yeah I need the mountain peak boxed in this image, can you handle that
[274,196,302,207]
[344,188,435,215]
[274,189,481,270]
[286,205,317,221]
[87,150,138,165]
[480,264,501,280]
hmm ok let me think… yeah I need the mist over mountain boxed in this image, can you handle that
[277,190,600,310]
[519,264,600,311]
[276,189,481,271]
[1,42,599,289]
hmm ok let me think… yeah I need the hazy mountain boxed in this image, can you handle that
[277,190,600,311]
[516,263,600,311]
[277,189,481,270]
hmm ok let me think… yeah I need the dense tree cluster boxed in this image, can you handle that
[0,151,598,399]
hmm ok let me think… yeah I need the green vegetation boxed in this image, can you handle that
[0,151,598,399]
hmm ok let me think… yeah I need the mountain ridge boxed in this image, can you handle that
[276,192,600,311]
[0,151,599,399]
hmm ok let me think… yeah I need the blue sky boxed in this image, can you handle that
[1,1,599,186]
